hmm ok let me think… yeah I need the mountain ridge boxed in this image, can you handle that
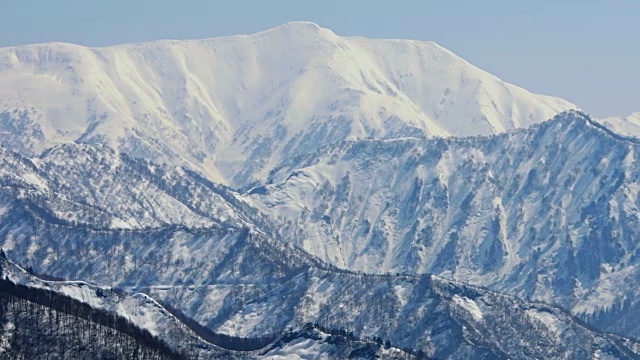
[0,21,576,187]
[1,113,640,353]
[2,237,639,359]
[601,112,640,139]
[244,110,640,326]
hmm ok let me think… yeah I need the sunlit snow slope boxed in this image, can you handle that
[0,21,575,186]
[601,113,640,139]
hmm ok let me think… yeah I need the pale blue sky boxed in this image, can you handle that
[0,0,637,117]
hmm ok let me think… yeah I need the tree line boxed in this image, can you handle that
[0,277,187,359]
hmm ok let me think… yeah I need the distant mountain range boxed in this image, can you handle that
[0,21,575,187]
[602,112,640,139]
[0,22,638,358]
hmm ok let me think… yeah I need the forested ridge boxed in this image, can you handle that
[0,272,187,359]
[0,257,399,359]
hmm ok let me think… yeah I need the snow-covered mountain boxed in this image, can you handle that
[0,143,251,230]
[601,113,640,139]
[0,21,575,186]
[0,113,638,358]
[0,257,225,358]
[245,110,640,330]
[0,123,639,347]
[2,22,640,357]
[1,257,417,359]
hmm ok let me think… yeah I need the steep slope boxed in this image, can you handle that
[0,142,327,330]
[601,113,640,139]
[2,258,409,359]
[0,138,638,357]
[213,269,640,360]
[246,110,640,318]
[0,288,184,360]
[0,22,575,186]
[0,142,251,230]
[0,258,220,359]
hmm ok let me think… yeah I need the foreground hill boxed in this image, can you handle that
[2,252,638,359]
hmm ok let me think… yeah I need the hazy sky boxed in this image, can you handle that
[0,0,637,117]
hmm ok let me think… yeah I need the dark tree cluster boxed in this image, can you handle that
[0,278,186,360]
[156,299,277,351]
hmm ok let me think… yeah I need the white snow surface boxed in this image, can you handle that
[525,309,565,335]
[258,337,335,360]
[452,294,483,322]
[600,113,640,138]
[0,21,575,186]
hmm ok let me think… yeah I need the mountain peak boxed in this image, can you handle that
[599,111,640,139]
[0,23,575,186]
[253,21,337,40]
[272,21,323,31]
